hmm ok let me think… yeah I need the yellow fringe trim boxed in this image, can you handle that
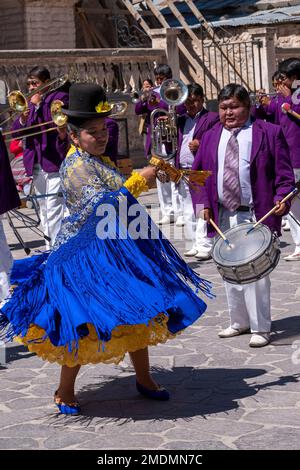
[124,171,149,198]
[18,313,177,367]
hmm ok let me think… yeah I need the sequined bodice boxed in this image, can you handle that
[60,150,124,214]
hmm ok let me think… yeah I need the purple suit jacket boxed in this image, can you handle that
[105,118,119,163]
[175,109,219,168]
[11,90,69,176]
[135,90,186,157]
[0,132,20,215]
[191,119,295,237]
[253,93,300,168]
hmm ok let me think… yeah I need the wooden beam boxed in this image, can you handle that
[121,0,152,36]
[185,0,219,40]
[166,1,247,86]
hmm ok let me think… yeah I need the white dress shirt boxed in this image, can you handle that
[217,119,253,207]
[179,112,202,168]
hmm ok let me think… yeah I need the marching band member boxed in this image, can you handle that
[11,66,69,248]
[0,132,20,302]
[255,59,300,260]
[0,83,212,414]
[135,64,185,225]
[175,83,219,259]
[104,117,119,164]
[192,84,294,347]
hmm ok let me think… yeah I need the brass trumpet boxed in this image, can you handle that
[0,74,69,127]
[130,89,155,104]
[109,101,128,117]
[249,91,278,107]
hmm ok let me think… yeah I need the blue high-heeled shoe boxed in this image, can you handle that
[54,391,81,415]
[136,381,170,401]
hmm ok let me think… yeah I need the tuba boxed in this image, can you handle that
[150,78,188,159]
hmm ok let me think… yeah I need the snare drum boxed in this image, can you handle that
[212,222,280,284]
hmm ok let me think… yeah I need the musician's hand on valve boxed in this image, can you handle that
[156,169,170,184]
[157,115,168,121]
[274,200,286,216]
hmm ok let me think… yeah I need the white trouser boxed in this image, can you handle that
[288,169,300,251]
[0,217,13,303]
[156,158,182,218]
[218,206,271,333]
[33,164,65,249]
[178,179,211,253]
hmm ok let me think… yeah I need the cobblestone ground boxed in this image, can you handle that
[1,189,300,450]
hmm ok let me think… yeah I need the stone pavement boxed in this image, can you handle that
[1,189,300,450]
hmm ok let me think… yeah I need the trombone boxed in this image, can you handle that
[0,74,69,127]
[2,100,67,142]
[2,99,128,142]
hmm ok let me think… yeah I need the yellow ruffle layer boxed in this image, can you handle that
[19,313,176,367]
[124,171,149,198]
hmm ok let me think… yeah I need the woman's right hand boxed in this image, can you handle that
[139,166,157,188]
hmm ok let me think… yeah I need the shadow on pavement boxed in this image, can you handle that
[271,316,300,344]
[60,366,277,423]
[4,343,36,364]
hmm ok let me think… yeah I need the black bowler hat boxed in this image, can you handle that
[62,83,113,119]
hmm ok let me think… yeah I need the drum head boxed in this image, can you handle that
[213,222,272,267]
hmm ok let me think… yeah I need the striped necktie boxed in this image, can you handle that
[222,128,241,211]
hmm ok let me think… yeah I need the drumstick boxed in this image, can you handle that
[209,218,231,246]
[247,187,299,234]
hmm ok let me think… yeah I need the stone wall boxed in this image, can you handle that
[0,48,166,166]
[0,0,25,49]
[25,0,77,49]
[0,0,77,50]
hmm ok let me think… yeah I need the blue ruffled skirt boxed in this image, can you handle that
[0,188,212,365]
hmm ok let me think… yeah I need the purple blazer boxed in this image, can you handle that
[0,132,20,215]
[191,119,295,237]
[105,118,119,164]
[135,90,186,157]
[253,94,300,168]
[175,109,219,168]
[11,90,69,176]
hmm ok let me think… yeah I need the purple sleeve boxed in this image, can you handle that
[105,118,119,163]
[135,101,148,115]
[56,135,70,162]
[273,128,295,212]
[191,137,210,213]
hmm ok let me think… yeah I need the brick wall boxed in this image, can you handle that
[0,0,25,49]
[24,0,76,49]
